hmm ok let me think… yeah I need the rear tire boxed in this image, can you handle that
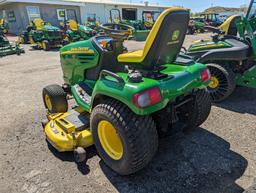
[206,63,236,102]
[180,89,212,130]
[91,99,158,175]
[42,84,68,113]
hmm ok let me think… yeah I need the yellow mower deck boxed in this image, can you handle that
[44,107,93,152]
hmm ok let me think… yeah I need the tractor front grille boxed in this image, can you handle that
[47,31,62,39]
[77,54,95,64]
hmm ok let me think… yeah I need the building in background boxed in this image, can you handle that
[0,0,168,35]
[0,0,83,34]
[77,0,167,24]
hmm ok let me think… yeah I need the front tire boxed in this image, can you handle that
[91,99,158,175]
[206,63,236,102]
[42,84,68,113]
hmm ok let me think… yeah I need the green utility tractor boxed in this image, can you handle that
[109,9,152,41]
[0,19,8,34]
[85,14,101,33]
[187,17,205,34]
[186,1,256,102]
[62,20,97,44]
[42,8,212,175]
[0,29,24,57]
[201,13,223,27]
[131,11,161,41]
[26,18,64,50]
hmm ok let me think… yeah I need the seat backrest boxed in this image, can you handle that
[219,15,241,36]
[69,20,78,31]
[140,8,190,69]
[33,18,44,30]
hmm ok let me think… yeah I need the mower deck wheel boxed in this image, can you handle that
[91,99,158,175]
[74,147,87,163]
[206,63,236,102]
[42,84,68,113]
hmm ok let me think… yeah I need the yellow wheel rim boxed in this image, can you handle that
[98,120,123,160]
[42,42,47,50]
[44,94,52,111]
[208,76,219,89]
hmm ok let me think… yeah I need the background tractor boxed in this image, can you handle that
[27,18,64,50]
[85,14,101,33]
[201,13,223,27]
[62,19,96,44]
[187,17,205,34]
[109,9,160,41]
[42,8,211,175]
[0,28,24,57]
[186,1,256,102]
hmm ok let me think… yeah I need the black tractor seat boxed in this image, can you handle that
[193,38,250,63]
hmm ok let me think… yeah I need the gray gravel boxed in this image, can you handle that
[0,33,255,193]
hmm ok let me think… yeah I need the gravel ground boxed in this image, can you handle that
[0,33,255,193]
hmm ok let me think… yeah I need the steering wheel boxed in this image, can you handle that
[99,23,134,40]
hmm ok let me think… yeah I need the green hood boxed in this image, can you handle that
[78,25,93,33]
[43,25,61,31]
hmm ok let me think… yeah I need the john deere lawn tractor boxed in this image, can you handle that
[109,9,151,41]
[201,13,223,27]
[187,17,205,34]
[27,18,64,50]
[42,8,212,175]
[85,15,101,33]
[131,11,161,41]
[62,20,96,44]
[0,29,24,57]
[186,1,256,102]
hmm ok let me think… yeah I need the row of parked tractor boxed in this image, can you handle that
[0,9,161,56]
[187,13,224,34]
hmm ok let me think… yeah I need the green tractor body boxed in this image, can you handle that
[42,8,212,175]
[0,29,24,57]
[188,17,205,34]
[60,39,209,115]
[30,24,63,50]
[186,2,256,102]
[21,18,64,50]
